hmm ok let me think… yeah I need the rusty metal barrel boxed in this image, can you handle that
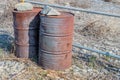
[13,7,42,58]
[39,12,74,70]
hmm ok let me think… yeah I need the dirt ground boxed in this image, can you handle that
[0,0,120,80]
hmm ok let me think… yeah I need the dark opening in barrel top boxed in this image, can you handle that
[13,7,42,58]
[39,12,74,70]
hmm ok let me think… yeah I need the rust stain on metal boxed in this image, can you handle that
[13,7,42,58]
[39,51,72,70]
[39,12,74,70]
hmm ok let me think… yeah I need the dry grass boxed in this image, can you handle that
[80,20,111,38]
[70,0,91,8]
[0,54,89,80]
[0,0,120,80]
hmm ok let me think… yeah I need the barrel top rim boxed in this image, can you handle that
[40,12,74,18]
[13,7,42,13]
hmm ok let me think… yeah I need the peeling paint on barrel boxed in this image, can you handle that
[13,7,42,58]
[39,12,74,70]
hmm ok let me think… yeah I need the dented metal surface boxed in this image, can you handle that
[39,12,74,70]
[13,7,42,58]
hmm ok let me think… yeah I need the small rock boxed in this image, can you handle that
[15,3,33,11]
[87,69,93,72]
[64,3,70,7]
[41,6,61,16]
[72,65,81,72]
[82,69,88,73]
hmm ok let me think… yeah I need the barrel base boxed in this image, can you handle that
[39,51,72,70]
[15,44,38,58]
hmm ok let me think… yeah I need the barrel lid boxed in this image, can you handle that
[40,12,74,18]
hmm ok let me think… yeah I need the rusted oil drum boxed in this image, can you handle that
[39,12,74,70]
[13,7,42,58]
